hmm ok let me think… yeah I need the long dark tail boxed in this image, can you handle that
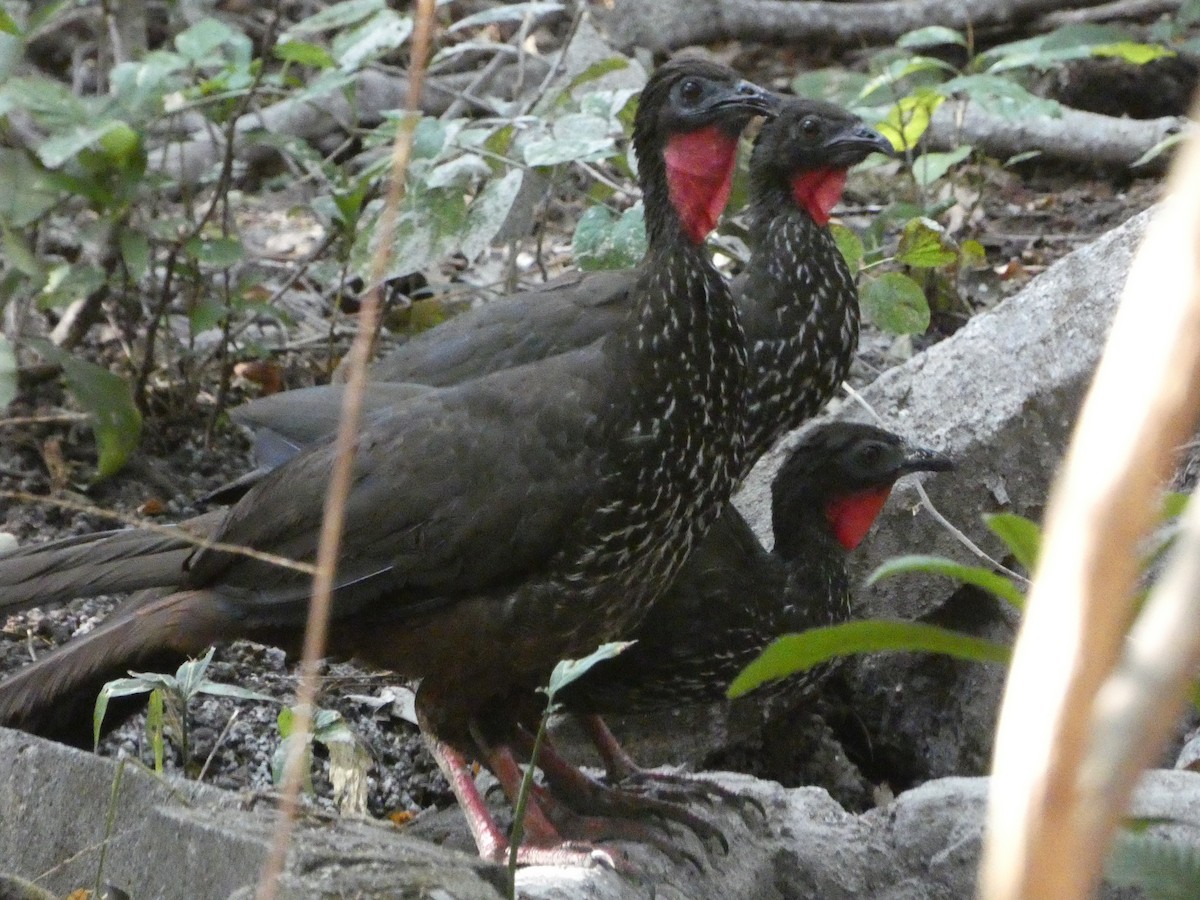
[0,510,225,614]
[0,588,247,747]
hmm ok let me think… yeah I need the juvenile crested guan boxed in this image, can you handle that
[558,422,952,719]
[0,59,777,865]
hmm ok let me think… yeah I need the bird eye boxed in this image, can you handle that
[858,442,884,466]
[679,79,703,105]
[801,116,821,137]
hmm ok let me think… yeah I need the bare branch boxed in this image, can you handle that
[595,0,1112,54]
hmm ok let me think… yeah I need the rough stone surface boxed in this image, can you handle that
[4,726,1199,899]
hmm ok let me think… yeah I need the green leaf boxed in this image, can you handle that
[523,113,616,167]
[911,146,972,187]
[277,705,295,739]
[1162,492,1191,521]
[2,224,43,277]
[896,218,958,268]
[286,0,384,35]
[448,2,563,32]
[0,31,19,82]
[197,681,274,703]
[1107,832,1200,898]
[27,339,142,479]
[380,186,468,279]
[461,169,523,261]
[271,733,314,792]
[728,621,1011,698]
[860,272,931,334]
[332,8,412,71]
[185,236,244,267]
[984,512,1041,571]
[174,18,238,64]
[147,688,165,774]
[960,239,987,267]
[939,74,1062,120]
[546,641,635,700]
[0,148,60,228]
[38,121,127,169]
[119,230,151,280]
[0,8,19,35]
[868,554,1026,608]
[860,58,956,104]
[830,223,864,274]
[175,647,216,697]
[0,335,15,410]
[425,154,491,189]
[275,40,335,69]
[876,90,944,152]
[567,57,631,92]
[1092,42,1174,65]
[1132,132,1186,169]
[189,299,225,334]
[572,203,647,271]
[95,677,155,748]
[898,26,967,50]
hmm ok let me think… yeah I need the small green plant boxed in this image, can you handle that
[1107,825,1200,899]
[94,647,271,776]
[797,21,1181,338]
[507,640,633,899]
[272,704,372,816]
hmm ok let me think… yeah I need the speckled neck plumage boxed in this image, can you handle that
[740,189,860,463]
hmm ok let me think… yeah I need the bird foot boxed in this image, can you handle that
[530,737,729,856]
[527,782,705,870]
[611,767,767,823]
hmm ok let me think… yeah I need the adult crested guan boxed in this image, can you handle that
[196,97,891,505]
[0,59,777,865]
[326,97,892,461]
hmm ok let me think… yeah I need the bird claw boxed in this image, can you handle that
[614,768,767,824]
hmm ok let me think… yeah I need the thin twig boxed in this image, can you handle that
[253,3,437,896]
[197,708,241,784]
[0,490,316,576]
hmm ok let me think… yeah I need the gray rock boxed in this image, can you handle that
[5,725,1198,899]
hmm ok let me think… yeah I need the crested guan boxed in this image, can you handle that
[0,59,777,866]
[558,421,952,717]
[0,98,888,612]
[226,97,893,487]
[215,98,898,796]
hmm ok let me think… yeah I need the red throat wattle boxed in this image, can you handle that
[664,125,740,244]
[826,487,892,551]
[790,167,848,226]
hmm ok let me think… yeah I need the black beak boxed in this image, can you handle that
[896,444,955,477]
[825,122,898,162]
[713,80,782,120]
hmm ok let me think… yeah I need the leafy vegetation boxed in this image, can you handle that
[94,647,270,776]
